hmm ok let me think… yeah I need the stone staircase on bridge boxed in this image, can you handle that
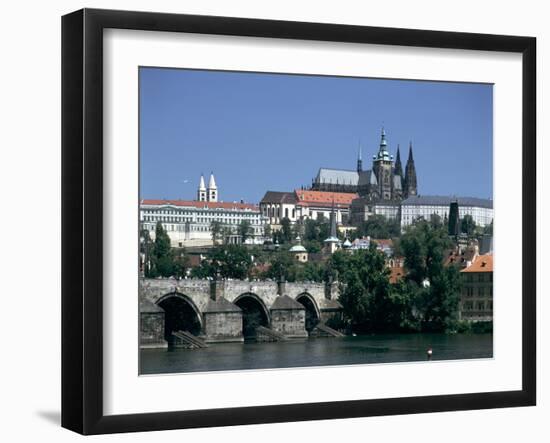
[255,326,289,342]
[171,330,209,349]
[310,322,345,338]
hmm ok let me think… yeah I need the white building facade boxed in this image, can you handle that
[140,199,267,247]
[259,189,356,228]
[400,196,493,228]
[140,174,267,247]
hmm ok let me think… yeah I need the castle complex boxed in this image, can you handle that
[312,128,417,201]
[140,128,493,248]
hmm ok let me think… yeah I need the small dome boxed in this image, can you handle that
[290,244,307,253]
[343,239,352,248]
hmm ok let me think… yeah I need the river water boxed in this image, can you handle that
[140,333,493,375]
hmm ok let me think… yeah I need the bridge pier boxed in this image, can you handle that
[270,294,308,339]
[203,293,244,343]
[140,299,168,349]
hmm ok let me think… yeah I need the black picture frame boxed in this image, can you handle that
[62,8,536,435]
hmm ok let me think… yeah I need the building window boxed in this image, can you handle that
[478,287,485,297]
[478,273,484,282]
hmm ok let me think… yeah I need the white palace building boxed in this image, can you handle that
[400,195,493,228]
[140,173,267,247]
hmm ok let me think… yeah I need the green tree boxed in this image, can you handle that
[150,222,174,277]
[238,220,253,244]
[460,214,476,237]
[303,240,322,253]
[221,226,233,245]
[272,228,285,245]
[294,261,325,282]
[263,224,272,240]
[338,271,370,331]
[140,228,153,276]
[400,218,451,285]
[210,220,223,245]
[355,215,401,239]
[399,218,461,332]
[483,220,494,236]
[262,249,297,281]
[191,245,252,280]
[303,218,330,245]
[280,217,293,243]
[329,246,407,333]
[172,249,190,278]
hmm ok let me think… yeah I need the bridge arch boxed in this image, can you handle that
[296,292,321,332]
[156,292,203,342]
[234,292,270,339]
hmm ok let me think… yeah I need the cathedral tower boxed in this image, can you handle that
[372,127,394,201]
[197,174,207,202]
[404,142,418,197]
[207,172,218,202]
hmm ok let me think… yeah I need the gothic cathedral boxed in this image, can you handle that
[312,127,418,203]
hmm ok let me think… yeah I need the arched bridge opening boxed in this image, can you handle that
[296,293,321,332]
[234,293,270,340]
[157,293,203,345]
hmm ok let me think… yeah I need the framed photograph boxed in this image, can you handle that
[62,8,536,435]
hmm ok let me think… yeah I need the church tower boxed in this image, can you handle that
[394,145,403,178]
[197,174,207,202]
[404,142,418,197]
[207,172,218,202]
[357,141,363,173]
[372,127,394,201]
[324,200,340,254]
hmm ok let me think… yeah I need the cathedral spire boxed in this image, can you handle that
[357,140,363,172]
[394,144,403,177]
[404,141,418,197]
[407,141,414,162]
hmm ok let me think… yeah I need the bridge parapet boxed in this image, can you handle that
[140,278,340,310]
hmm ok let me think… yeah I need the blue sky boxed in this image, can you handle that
[140,67,493,203]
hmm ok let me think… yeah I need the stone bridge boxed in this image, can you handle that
[140,278,342,348]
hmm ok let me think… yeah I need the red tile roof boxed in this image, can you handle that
[141,199,258,211]
[389,265,405,284]
[294,190,358,207]
[461,254,493,273]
